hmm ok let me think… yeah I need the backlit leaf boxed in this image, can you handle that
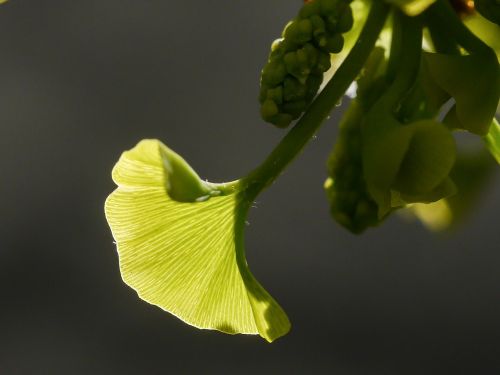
[105,140,290,342]
[385,0,436,16]
[484,118,500,163]
[424,52,500,135]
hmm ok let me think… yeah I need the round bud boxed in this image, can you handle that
[261,60,287,86]
[324,34,344,53]
[319,0,339,16]
[261,99,279,119]
[337,6,354,33]
[284,76,307,101]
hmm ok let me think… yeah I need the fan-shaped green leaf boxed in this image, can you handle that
[362,118,456,217]
[385,0,436,16]
[485,118,500,163]
[404,149,496,231]
[423,52,500,135]
[465,14,500,60]
[105,140,290,342]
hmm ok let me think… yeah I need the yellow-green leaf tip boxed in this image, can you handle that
[485,118,500,164]
[424,53,500,136]
[385,0,437,16]
[105,139,290,342]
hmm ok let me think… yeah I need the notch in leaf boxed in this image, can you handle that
[485,118,500,164]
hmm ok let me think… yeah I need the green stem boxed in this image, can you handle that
[427,0,493,55]
[386,9,402,84]
[379,11,422,113]
[240,1,390,203]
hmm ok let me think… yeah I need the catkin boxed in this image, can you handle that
[325,100,379,233]
[260,0,354,127]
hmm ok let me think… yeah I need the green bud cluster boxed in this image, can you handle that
[325,101,379,234]
[259,0,354,128]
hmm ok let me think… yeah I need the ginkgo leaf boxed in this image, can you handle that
[105,139,290,342]
[403,149,496,231]
[385,0,436,16]
[395,176,456,205]
[465,13,500,60]
[423,52,500,135]
[392,123,456,195]
[484,118,500,164]
[362,118,456,217]
[405,199,453,232]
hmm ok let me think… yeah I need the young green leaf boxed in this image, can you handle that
[465,13,500,60]
[362,117,457,217]
[423,52,500,135]
[105,140,290,342]
[404,148,496,231]
[385,0,437,16]
[484,118,500,163]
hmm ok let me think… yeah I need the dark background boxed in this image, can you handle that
[1,1,499,374]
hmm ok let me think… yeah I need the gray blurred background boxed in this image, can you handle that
[1,1,499,374]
